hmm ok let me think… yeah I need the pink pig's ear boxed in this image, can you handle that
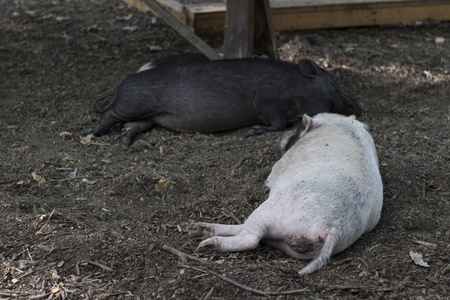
[300,114,315,138]
[279,115,317,153]
[279,127,299,153]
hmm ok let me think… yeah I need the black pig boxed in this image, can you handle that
[84,57,361,146]
[137,53,209,72]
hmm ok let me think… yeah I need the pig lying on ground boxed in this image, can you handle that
[136,53,209,73]
[191,113,383,275]
[83,56,362,146]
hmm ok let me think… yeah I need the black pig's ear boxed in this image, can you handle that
[279,114,316,152]
[298,59,318,78]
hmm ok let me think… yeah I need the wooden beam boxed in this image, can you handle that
[136,0,222,60]
[184,0,450,34]
[272,0,450,31]
[184,3,225,35]
[123,0,187,25]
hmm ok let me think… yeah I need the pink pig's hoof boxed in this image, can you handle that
[188,222,213,238]
[187,224,204,237]
[196,238,218,252]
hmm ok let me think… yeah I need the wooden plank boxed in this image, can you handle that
[123,0,187,24]
[224,0,255,58]
[270,0,426,7]
[184,3,225,34]
[184,0,450,34]
[272,1,450,31]
[139,0,222,60]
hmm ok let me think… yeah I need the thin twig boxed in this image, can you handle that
[83,260,114,272]
[36,209,55,235]
[413,239,437,248]
[353,257,369,269]
[327,284,361,290]
[0,292,28,298]
[16,270,35,279]
[323,284,394,293]
[163,245,209,265]
[221,207,241,224]
[29,293,51,299]
[96,291,131,299]
[179,264,309,296]
[75,261,81,276]
[203,287,214,300]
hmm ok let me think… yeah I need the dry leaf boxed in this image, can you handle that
[155,178,170,192]
[80,134,110,146]
[9,180,31,188]
[80,134,95,146]
[409,251,430,267]
[32,171,46,185]
[59,131,73,139]
[50,269,61,280]
[51,285,61,293]
[435,36,445,44]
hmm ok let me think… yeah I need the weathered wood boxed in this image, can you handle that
[139,0,222,60]
[253,0,278,59]
[123,0,187,24]
[271,1,450,31]
[224,0,255,58]
[224,0,278,59]
[184,0,450,34]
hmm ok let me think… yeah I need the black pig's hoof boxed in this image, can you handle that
[245,126,266,137]
[121,131,135,147]
[83,125,99,135]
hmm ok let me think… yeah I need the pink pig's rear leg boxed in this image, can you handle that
[194,222,243,237]
[194,223,262,253]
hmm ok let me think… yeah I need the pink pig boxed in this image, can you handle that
[192,113,383,275]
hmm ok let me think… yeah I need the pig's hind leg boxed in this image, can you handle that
[121,120,155,146]
[197,233,261,253]
[190,222,243,238]
[245,97,287,137]
[192,223,261,253]
[83,113,120,137]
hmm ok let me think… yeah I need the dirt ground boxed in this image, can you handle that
[1,0,449,299]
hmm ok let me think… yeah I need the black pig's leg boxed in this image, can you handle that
[245,94,287,137]
[245,111,286,137]
[121,120,155,146]
[83,113,119,137]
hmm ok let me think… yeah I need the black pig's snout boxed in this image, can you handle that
[341,93,362,116]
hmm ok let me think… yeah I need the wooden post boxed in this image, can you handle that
[140,0,222,60]
[224,0,255,59]
[224,0,278,59]
[254,0,279,59]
